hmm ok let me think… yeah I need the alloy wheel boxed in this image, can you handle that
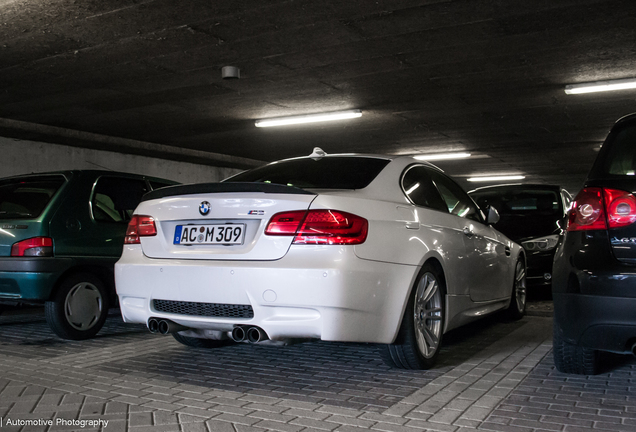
[413,272,443,359]
[514,260,527,312]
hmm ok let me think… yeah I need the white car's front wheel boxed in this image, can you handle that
[381,263,445,369]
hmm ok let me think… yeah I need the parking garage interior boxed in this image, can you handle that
[1,1,636,431]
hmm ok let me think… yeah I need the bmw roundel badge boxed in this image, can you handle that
[199,201,211,216]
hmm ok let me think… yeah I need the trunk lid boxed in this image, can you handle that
[136,183,316,260]
[587,117,636,264]
[594,178,636,264]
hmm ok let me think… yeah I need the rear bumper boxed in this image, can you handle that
[552,230,636,354]
[553,292,636,354]
[0,257,74,301]
[115,245,418,344]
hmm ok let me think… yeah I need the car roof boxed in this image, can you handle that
[266,152,442,171]
[468,183,563,194]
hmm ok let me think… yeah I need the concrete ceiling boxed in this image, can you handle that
[1,0,636,193]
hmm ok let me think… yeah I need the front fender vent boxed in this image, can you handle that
[152,299,254,319]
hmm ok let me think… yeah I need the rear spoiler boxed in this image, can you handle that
[141,182,314,202]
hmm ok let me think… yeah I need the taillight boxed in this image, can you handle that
[125,215,157,244]
[265,209,368,245]
[264,211,307,235]
[11,237,53,257]
[567,187,636,231]
[567,188,606,231]
[604,189,636,228]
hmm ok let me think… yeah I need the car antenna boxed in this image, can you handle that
[309,147,327,160]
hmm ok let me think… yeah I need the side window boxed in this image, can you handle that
[428,169,483,223]
[91,177,149,223]
[401,166,448,212]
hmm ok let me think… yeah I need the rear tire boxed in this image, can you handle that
[553,321,600,375]
[506,258,527,320]
[172,332,229,348]
[45,273,109,340]
[381,263,445,369]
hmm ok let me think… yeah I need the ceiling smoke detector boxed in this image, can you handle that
[221,66,240,79]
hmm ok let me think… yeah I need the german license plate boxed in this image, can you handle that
[174,224,245,245]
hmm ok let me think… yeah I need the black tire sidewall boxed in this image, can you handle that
[45,273,110,340]
[553,320,600,375]
[389,263,446,369]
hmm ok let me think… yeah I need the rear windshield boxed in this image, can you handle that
[603,123,636,176]
[227,157,390,189]
[0,175,66,219]
[470,188,561,217]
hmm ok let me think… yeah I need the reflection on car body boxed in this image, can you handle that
[115,150,527,369]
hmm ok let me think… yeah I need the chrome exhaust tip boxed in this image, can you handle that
[247,326,268,343]
[231,326,246,342]
[148,318,159,333]
[157,319,190,334]
[158,320,170,335]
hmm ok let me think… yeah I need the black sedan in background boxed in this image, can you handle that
[470,184,572,289]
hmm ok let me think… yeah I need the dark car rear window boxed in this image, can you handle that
[227,157,390,189]
[602,123,636,176]
[0,175,66,219]
[471,188,561,217]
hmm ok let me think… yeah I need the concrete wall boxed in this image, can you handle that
[0,136,243,184]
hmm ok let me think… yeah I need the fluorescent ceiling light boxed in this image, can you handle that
[467,175,525,182]
[255,110,362,127]
[414,152,471,161]
[565,78,636,95]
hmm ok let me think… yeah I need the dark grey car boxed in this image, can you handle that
[553,113,636,374]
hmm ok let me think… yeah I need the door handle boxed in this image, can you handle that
[463,227,474,237]
[405,221,420,230]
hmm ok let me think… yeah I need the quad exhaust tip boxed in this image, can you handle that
[147,318,190,335]
[148,319,268,342]
[231,326,246,342]
[148,318,160,333]
[232,325,268,343]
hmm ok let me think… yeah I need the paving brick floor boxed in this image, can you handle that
[0,304,633,432]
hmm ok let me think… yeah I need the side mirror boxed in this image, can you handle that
[486,205,500,225]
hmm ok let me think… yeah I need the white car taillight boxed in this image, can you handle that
[265,209,368,245]
[125,215,157,244]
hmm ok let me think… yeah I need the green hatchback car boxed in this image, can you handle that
[0,170,177,339]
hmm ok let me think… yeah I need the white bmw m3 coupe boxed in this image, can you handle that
[115,150,526,369]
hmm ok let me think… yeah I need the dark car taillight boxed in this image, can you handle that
[125,215,157,244]
[604,189,636,228]
[567,187,636,231]
[265,209,368,245]
[11,237,53,257]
